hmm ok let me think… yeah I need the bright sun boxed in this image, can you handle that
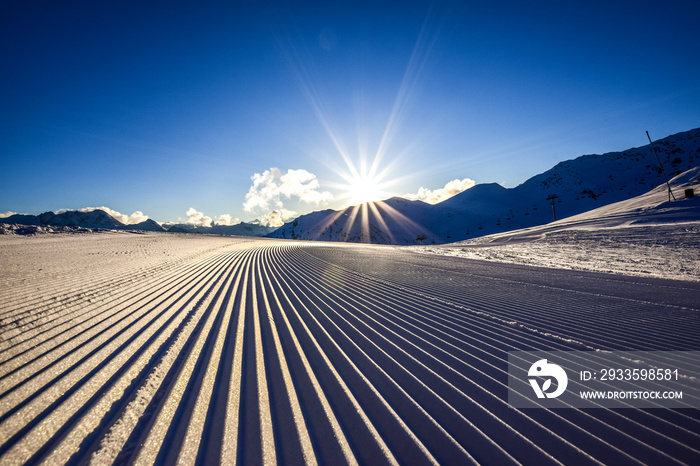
[348,174,382,205]
[330,151,400,209]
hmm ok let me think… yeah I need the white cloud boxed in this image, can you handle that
[244,168,333,213]
[186,207,213,227]
[79,206,149,225]
[404,178,476,204]
[214,214,241,226]
[258,209,297,228]
[0,211,17,218]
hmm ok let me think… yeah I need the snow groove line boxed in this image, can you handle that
[279,249,550,459]
[250,248,277,465]
[263,247,399,465]
[288,247,594,361]
[301,247,698,351]
[377,247,700,312]
[306,246,700,339]
[0,260,140,318]
[0,250,233,415]
[280,246,676,465]
[220,247,251,463]
[308,257,700,449]
[174,248,246,465]
[256,250,324,465]
[0,259,160,323]
[298,246,700,464]
[273,247,554,465]
[0,238,698,464]
[291,248,647,379]
[0,246,218,358]
[0,250,226,390]
[133,248,249,465]
[327,257,695,350]
[258,247,357,465]
[0,249,242,464]
[269,248,444,465]
[280,287,497,463]
[0,236,241,326]
[327,249,700,348]
[88,250,248,465]
[43,250,248,465]
[0,247,186,324]
[294,246,696,438]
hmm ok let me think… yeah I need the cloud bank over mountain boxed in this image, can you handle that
[243,168,333,224]
[73,207,148,225]
[213,214,241,226]
[185,207,213,227]
[176,209,242,228]
[258,209,297,228]
[404,178,476,204]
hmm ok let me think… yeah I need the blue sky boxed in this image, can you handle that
[2,0,699,226]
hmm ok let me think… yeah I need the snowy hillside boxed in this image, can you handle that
[269,127,700,244]
[413,166,700,281]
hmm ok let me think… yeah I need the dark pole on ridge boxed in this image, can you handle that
[646,130,676,202]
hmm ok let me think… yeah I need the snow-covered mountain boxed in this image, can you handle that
[413,166,700,281]
[39,210,125,229]
[1,210,127,230]
[131,219,167,232]
[268,127,700,244]
[0,213,42,226]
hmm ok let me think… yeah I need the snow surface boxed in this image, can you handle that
[1,229,699,464]
[413,167,700,281]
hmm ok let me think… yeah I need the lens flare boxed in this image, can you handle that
[347,174,381,205]
[271,4,450,243]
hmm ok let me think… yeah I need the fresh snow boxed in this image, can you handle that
[1,229,699,464]
[413,167,700,281]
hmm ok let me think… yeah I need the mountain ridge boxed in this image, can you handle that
[268,127,700,244]
[3,128,698,241]
[0,209,275,237]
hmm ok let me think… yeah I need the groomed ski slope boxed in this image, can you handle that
[0,232,699,464]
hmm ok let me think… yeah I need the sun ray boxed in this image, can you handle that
[271,5,457,244]
[373,200,433,237]
[307,207,347,241]
[341,204,362,241]
[272,23,361,182]
[373,3,449,174]
[367,201,396,244]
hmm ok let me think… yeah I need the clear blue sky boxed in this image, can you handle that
[2,0,699,225]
